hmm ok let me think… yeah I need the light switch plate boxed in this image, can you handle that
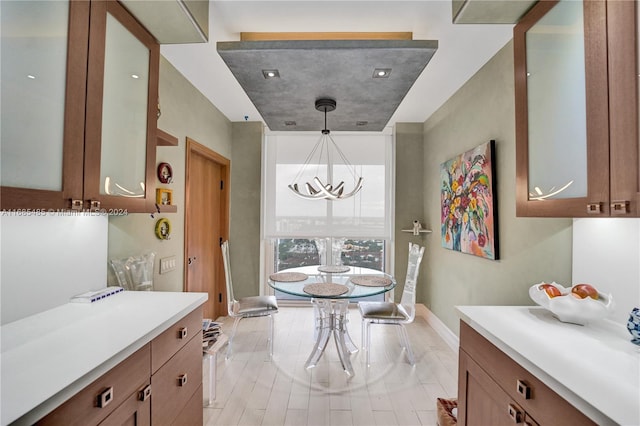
[160,256,176,274]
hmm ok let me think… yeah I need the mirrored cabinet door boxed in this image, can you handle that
[84,0,158,212]
[525,0,589,202]
[0,1,88,210]
[515,0,610,217]
[100,12,150,199]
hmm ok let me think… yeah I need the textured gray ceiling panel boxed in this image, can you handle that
[217,39,438,131]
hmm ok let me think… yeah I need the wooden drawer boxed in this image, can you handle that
[459,321,595,425]
[37,344,151,426]
[171,384,203,426]
[151,308,202,373]
[99,381,151,426]
[151,332,202,425]
[459,349,527,426]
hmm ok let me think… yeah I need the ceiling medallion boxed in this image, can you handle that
[288,98,364,201]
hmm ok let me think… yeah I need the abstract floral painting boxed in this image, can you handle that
[440,140,499,260]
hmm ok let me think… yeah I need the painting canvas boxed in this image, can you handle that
[440,140,499,260]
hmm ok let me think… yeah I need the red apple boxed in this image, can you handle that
[540,283,562,298]
[571,283,599,300]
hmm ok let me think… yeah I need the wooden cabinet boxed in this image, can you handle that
[0,0,159,213]
[171,385,204,426]
[606,0,640,217]
[514,0,639,218]
[459,349,529,426]
[83,0,159,213]
[151,308,202,373]
[458,321,595,426]
[99,387,151,426]
[151,308,203,426]
[149,307,203,425]
[0,0,89,211]
[37,308,203,426]
[37,345,151,426]
[151,330,203,425]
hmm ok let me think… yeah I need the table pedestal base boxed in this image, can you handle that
[306,299,358,376]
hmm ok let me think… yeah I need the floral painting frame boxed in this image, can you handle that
[440,140,499,260]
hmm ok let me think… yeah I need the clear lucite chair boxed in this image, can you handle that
[221,241,278,359]
[358,242,425,366]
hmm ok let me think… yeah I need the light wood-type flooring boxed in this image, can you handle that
[203,306,458,426]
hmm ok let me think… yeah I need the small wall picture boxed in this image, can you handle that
[157,162,173,184]
[156,188,173,206]
[440,140,499,260]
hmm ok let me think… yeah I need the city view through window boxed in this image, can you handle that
[274,239,385,271]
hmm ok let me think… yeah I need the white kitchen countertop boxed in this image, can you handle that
[0,291,208,425]
[456,305,640,426]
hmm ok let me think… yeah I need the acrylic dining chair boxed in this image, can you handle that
[221,240,279,359]
[358,242,425,366]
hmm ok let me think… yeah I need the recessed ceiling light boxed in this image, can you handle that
[27,74,36,79]
[373,68,391,78]
[284,121,296,126]
[131,74,140,79]
[262,69,280,79]
[356,121,368,126]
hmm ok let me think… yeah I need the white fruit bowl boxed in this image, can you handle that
[529,282,614,325]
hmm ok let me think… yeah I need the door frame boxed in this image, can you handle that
[184,137,230,316]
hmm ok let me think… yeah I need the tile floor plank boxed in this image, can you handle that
[206,306,457,425]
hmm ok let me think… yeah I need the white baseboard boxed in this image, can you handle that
[416,304,459,353]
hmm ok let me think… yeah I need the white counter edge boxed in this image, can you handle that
[3,292,208,426]
[456,307,616,426]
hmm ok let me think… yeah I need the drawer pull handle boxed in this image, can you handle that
[586,202,602,214]
[516,380,531,399]
[178,327,188,339]
[178,374,188,387]
[139,385,151,401]
[611,200,630,214]
[508,404,522,424]
[97,387,114,408]
[71,199,83,210]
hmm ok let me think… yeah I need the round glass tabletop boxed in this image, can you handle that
[268,266,396,299]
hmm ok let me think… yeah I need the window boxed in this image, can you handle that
[262,130,394,301]
[263,130,393,239]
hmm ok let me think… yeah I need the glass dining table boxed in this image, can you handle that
[268,265,396,377]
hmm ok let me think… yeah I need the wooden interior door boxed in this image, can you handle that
[185,138,229,320]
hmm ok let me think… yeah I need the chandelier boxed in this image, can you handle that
[288,99,363,201]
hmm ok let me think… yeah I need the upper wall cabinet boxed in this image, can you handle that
[83,0,159,212]
[0,0,159,213]
[119,0,209,44]
[0,1,88,211]
[514,0,639,218]
[607,0,640,218]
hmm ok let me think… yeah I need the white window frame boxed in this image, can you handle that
[259,127,396,300]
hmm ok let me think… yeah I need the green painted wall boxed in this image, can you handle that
[229,121,263,298]
[394,123,426,303]
[421,40,573,335]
